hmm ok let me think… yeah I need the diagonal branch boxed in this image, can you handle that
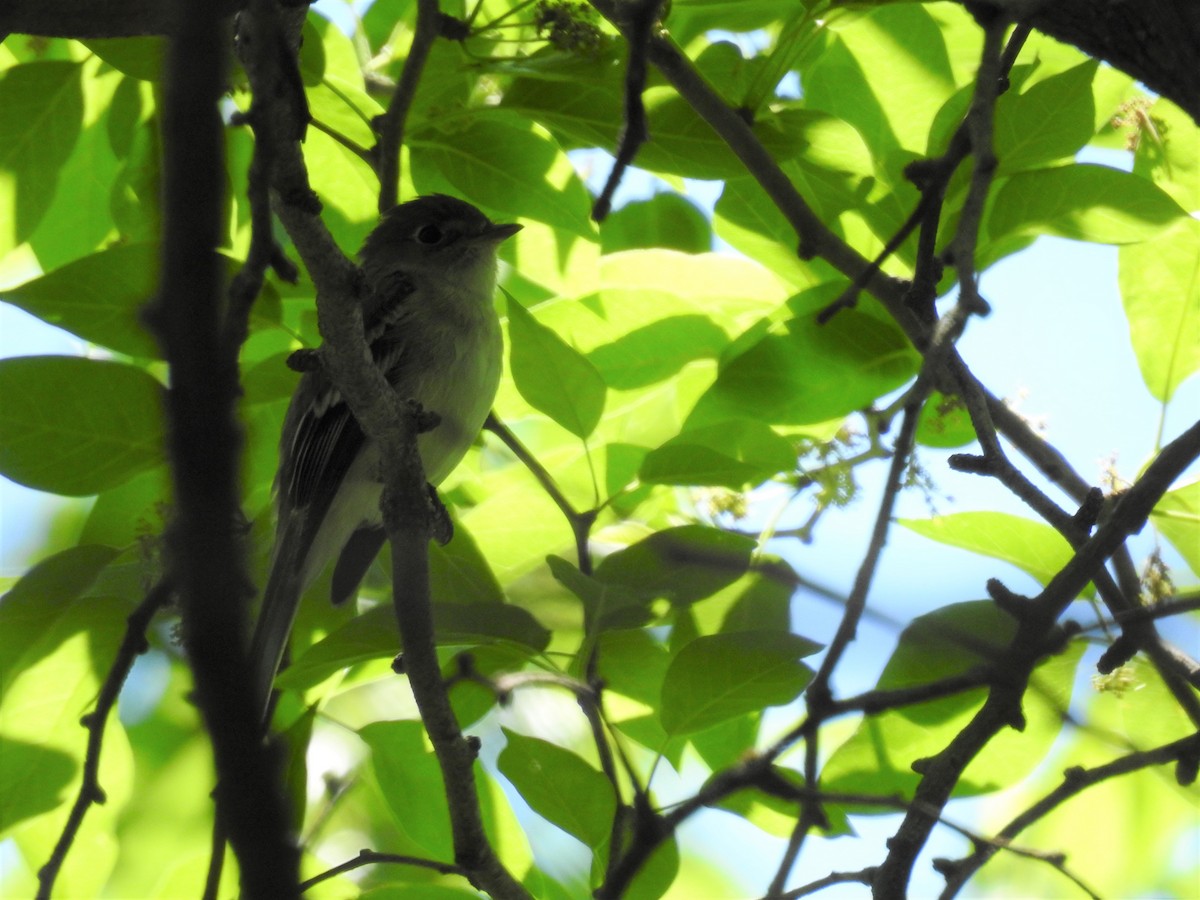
[151,2,298,895]
[938,731,1200,898]
[873,415,1200,897]
[375,0,442,211]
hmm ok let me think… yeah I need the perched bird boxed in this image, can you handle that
[251,194,521,714]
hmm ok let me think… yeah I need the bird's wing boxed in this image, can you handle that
[279,276,416,540]
[252,279,416,717]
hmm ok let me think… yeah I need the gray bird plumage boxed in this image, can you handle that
[250,195,520,718]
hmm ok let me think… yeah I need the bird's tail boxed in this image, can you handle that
[249,514,308,723]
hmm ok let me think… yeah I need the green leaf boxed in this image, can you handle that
[430,520,506,605]
[1119,218,1200,402]
[600,193,712,255]
[507,296,607,438]
[277,601,549,691]
[993,61,1097,173]
[900,511,1092,597]
[548,555,651,632]
[686,309,919,428]
[81,37,165,82]
[0,555,133,838]
[279,705,316,833]
[595,525,756,606]
[639,419,795,488]
[410,116,595,238]
[988,164,1187,245]
[915,391,976,448]
[78,466,170,548]
[504,65,802,181]
[714,175,824,287]
[595,628,671,706]
[803,4,961,159]
[3,243,160,358]
[497,729,616,848]
[0,544,121,685]
[359,721,453,859]
[689,712,761,771]
[634,89,806,180]
[667,1,784,45]
[501,55,623,151]
[1131,98,1200,213]
[660,631,818,735]
[587,314,729,390]
[0,60,84,254]
[0,356,165,495]
[1151,480,1200,575]
[0,736,76,833]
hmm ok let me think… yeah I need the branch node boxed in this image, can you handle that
[948,452,994,475]
[286,347,321,372]
[269,245,300,283]
[281,184,322,215]
[391,653,405,674]
[438,12,470,40]
[1071,486,1105,532]
[932,856,958,876]
[1096,633,1138,674]
[986,577,1030,620]
[1176,751,1199,787]
[426,483,453,546]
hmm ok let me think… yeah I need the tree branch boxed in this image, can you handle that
[873,416,1200,896]
[149,2,297,895]
[375,0,442,212]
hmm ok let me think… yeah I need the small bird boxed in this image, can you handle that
[250,194,521,715]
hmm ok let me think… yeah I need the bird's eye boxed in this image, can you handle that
[415,223,444,245]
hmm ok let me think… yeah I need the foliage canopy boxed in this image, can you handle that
[0,1,1198,898]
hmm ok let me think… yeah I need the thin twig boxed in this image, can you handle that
[771,868,875,899]
[873,416,1200,897]
[37,581,174,900]
[593,0,661,220]
[938,732,1200,898]
[376,0,442,211]
[485,412,598,574]
[300,848,467,892]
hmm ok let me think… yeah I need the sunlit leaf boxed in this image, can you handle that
[685,308,918,428]
[3,243,159,357]
[0,60,83,254]
[660,630,818,735]
[498,729,616,848]
[900,511,1094,597]
[1119,218,1200,403]
[595,525,756,606]
[411,115,596,238]
[0,355,164,495]
[988,164,1187,245]
[359,720,454,859]
[822,601,1084,799]
[993,60,1098,173]
[507,295,606,438]
[1151,480,1200,575]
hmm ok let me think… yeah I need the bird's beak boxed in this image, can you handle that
[483,222,523,243]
